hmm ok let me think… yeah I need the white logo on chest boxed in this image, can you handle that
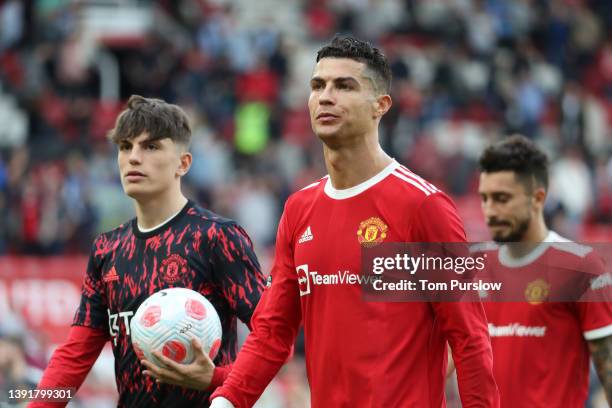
[298,226,313,244]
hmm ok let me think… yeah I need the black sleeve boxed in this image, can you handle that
[72,238,109,331]
[209,222,266,328]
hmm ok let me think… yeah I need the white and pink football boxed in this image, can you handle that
[130,288,222,367]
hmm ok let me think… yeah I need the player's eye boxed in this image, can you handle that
[145,143,159,151]
[119,143,131,151]
[495,194,510,203]
[311,81,324,90]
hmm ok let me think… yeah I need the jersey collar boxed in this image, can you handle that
[497,231,561,268]
[323,160,399,200]
[132,200,192,239]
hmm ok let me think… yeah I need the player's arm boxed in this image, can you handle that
[30,243,110,407]
[210,206,302,408]
[412,193,499,407]
[588,335,612,403]
[29,326,108,408]
[578,252,612,405]
[208,222,266,388]
[433,302,497,407]
[446,343,455,377]
[209,222,266,329]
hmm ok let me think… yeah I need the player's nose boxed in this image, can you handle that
[128,146,143,164]
[481,198,497,219]
[318,84,335,105]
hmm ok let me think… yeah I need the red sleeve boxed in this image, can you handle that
[206,365,231,392]
[576,252,612,340]
[211,206,302,407]
[28,325,108,408]
[413,193,500,407]
[432,302,498,407]
[409,192,466,242]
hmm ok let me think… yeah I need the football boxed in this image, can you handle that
[130,288,222,366]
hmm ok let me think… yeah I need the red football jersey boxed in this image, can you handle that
[213,161,499,407]
[481,231,612,408]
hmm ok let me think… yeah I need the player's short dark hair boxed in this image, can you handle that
[316,35,392,94]
[107,95,191,147]
[479,134,549,191]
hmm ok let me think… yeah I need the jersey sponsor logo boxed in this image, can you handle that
[160,254,188,283]
[488,322,547,337]
[296,264,379,297]
[357,217,388,247]
[524,278,550,304]
[298,226,314,244]
[296,264,311,296]
[108,309,135,346]
[103,266,120,283]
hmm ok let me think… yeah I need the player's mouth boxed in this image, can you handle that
[487,218,510,227]
[488,224,510,233]
[125,171,146,182]
[316,112,339,122]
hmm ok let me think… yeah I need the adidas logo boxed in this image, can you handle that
[298,226,313,244]
[103,266,119,283]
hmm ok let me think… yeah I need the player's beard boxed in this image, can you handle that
[491,214,531,243]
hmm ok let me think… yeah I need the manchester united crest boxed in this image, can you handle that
[161,254,188,283]
[357,217,388,247]
[525,278,550,304]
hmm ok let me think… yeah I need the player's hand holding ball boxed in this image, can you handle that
[142,337,215,390]
[130,288,222,390]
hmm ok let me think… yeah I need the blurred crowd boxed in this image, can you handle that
[1,0,612,256]
[1,0,612,405]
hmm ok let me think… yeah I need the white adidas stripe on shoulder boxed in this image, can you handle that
[397,165,440,193]
[547,231,593,258]
[300,177,326,191]
[391,171,432,196]
[470,242,499,253]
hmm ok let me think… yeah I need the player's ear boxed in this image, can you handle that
[177,151,192,177]
[533,186,547,209]
[373,94,392,119]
